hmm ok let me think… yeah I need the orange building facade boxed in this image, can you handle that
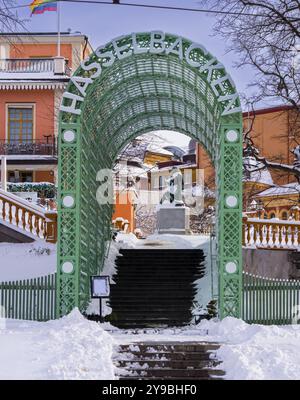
[0,32,92,184]
[243,105,298,186]
[197,105,298,187]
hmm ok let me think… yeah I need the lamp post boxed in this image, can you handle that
[256,202,264,219]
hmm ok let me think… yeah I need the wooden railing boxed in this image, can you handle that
[0,189,57,243]
[243,216,300,249]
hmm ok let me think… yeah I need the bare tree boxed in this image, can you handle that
[0,1,26,34]
[200,0,300,180]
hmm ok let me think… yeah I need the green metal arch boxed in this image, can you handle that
[86,106,215,161]
[57,31,243,320]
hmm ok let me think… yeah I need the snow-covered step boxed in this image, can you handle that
[115,342,225,380]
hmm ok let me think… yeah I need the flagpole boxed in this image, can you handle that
[57,1,61,57]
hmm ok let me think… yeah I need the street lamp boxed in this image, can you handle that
[256,201,264,219]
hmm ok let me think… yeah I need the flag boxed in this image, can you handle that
[30,1,57,15]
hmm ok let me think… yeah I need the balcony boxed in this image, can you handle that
[0,138,57,156]
[0,58,71,75]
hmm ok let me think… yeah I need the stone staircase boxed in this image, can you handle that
[114,342,225,380]
[108,248,206,328]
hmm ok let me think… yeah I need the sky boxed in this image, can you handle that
[17,0,256,95]
[16,0,257,148]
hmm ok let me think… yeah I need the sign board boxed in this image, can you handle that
[90,276,110,298]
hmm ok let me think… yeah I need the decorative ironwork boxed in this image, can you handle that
[57,32,243,319]
[0,138,57,156]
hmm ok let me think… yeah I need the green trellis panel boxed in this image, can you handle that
[56,32,243,319]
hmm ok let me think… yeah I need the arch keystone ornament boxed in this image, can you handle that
[57,32,243,319]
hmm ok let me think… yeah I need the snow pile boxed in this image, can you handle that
[0,309,116,380]
[197,317,300,380]
[115,232,140,248]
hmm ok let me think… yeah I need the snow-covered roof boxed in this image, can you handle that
[114,163,149,178]
[0,71,68,80]
[0,70,69,90]
[243,157,274,185]
[257,182,300,197]
[146,143,173,156]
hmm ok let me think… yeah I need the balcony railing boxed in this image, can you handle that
[0,58,71,75]
[243,216,300,249]
[0,58,55,73]
[0,138,57,156]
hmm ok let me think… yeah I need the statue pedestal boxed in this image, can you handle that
[157,205,190,234]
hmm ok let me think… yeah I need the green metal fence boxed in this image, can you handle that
[242,272,300,325]
[0,273,56,321]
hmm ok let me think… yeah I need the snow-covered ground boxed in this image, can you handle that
[1,311,300,380]
[110,316,300,380]
[0,240,56,281]
[1,233,300,380]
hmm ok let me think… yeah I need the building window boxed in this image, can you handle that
[8,106,33,143]
[281,211,288,220]
[8,171,33,183]
[270,212,276,219]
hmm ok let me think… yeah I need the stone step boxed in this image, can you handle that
[115,261,205,267]
[109,304,194,311]
[109,294,196,300]
[110,283,198,289]
[116,359,221,369]
[118,368,225,379]
[114,267,205,273]
[119,249,204,254]
[119,343,220,352]
[110,316,192,322]
[110,321,191,328]
[115,259,204,263]
[117,351,217,361]
[108,302,194,308]
[110,248,205,328]
[114,341,224,381]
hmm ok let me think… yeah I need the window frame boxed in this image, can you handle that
[6,103,36,143]
[8,170,34,183]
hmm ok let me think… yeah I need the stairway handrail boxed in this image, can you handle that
[0,189,57,243]
[0,189,46,217]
